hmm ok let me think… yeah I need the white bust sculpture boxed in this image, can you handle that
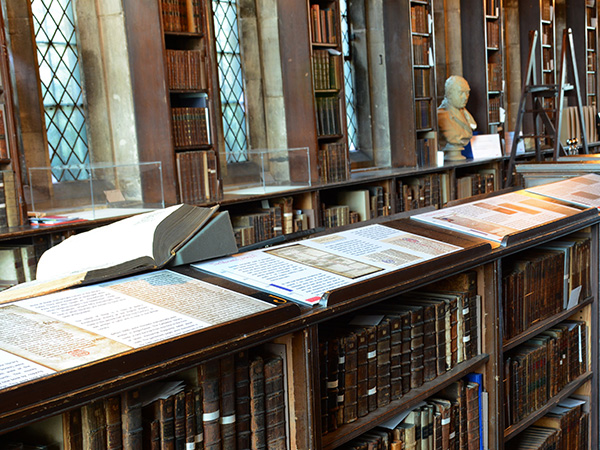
[437,75,477,161]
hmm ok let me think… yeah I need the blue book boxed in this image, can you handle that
[464,372,483,450]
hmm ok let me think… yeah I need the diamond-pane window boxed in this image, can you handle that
[31,0,89,182]
[212,0,248,163]
[340,0,358,152]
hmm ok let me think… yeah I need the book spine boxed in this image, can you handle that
[264,354,287,450]
[219,355,237,450]
[235,350,251,450]
[249,355,266,450]
[173,391,186,450]
[343,332,358,424]
[104,395,123,450]
[198,360,221,450]
[355,328,369,418]
[81,399,107,450]
[376,319,391,408]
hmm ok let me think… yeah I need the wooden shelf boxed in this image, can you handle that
[321,354,490,450]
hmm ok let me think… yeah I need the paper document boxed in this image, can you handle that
[412,191,582,243]
[194,224,462,306]
[526,173,600,209]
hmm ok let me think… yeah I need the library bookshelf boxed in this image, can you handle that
[0,185,597,450]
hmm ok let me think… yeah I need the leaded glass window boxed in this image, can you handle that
[31,0,89,181]
[212,0,248,163]
[340,0,358,152]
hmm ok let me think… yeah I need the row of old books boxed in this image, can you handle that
[50,349,286,450]
[338,375,484,450]
[414,68,432,98]
[312,51,342,91]
[171,107,210,148]
[318,272,480,433]
[501,234,591,341]
[488,96,501,123]
[455,169,496,199]
[231,198,317,247]
[486,20,500,49]
[176,150,219,205]
[487,61,502,91]
[412,36,431,67]
[328,186,391,224]
[0,243,39,291]
[416,136,435,168]
[511,397,589,450]
[415,99,432,130]
[397,173,443,212]
[318,142,349,183]
[410,4,429,34]
[504,320,588,427]
[160,0,203,33]
[166,49,208,91]
[316,95,342,137]
[309,4,338,44]
[321,204,356,229]
[485,0,499,16]
[0,170,19,228]
[232,206,283,247]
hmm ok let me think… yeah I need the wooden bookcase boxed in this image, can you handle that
[1,185,597,450]
[383,0,438,169]
[460,0,505,134]
[518,0,557,149]
[158,0,221,204]
[308,0,350,184]
[567,0,599,108]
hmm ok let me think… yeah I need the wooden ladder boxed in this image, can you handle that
[505,28,588,187]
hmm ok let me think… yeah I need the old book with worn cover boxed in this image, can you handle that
[219,355,237,449]
[104,395,122,450]
[409,296,448,377]
[354,327,370,418]
[183,390,196,450]
[121,388,143,450]
[326,335,341,431]
[173,391,186,450]
[235,350,251,449]
[81,399,108,450]
[343,332,359,424]
[249,355,266,450]
[376,317,391,408]
[465,382,480,450]
[198,360,221,450]
[365,325,378,413]
[264,354,287,450]
[63,409,83,450]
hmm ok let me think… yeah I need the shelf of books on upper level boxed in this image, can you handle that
[461,0,505,134]
[568,0,599,108]
[159,0,221,205]
[410,0,438,168]
[308,0,350,185]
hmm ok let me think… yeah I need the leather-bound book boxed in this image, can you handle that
[249,355,266,450]
[383,313,404,401]
[264,354,287,450]
[183,391,196,450]
[173,391,186,450]
[155,397,175,450]
[439,380,466,449]
[63,408,83,450]
[365,325,378,412]
[235,350,251,450]
[326,335,340,431]
[342,331,359,424]
[121,388,143,450]
[104,395,122,450]
[193,387,203,449]
[431,398,452,450]
[354,327,370,418]
[81,399,107,450]
[406,300,437,382]
[376,317,391,408]
[465,382,480,450]
[319,339,329,431]
[198,360,221,450]
[410,295,448,377]
[336,334,346,427]
[220,355,237,449]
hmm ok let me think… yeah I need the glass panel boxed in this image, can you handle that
[31,0,89,181]
[212,0,248,163]
[340,0,358,152]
